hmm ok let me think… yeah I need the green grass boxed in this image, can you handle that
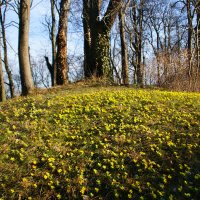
[0,86,200,199]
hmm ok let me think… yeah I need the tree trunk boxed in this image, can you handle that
[0,43,6,102]
[194,1,200,90]
[156,32,161,86]
[44,56,54,86]
[56,0,70,85]
[197,5,200,71]
[132,1,144,87]
[194,1,200,63]
[136,38,143,86]
[0,5,15,98]
[83,0,122,79]
[82,0,92,78]
[95,27,111,77]
[50,0,57,86]
[176,20,181,53]
[119,8,129,85]
[87,0,101,77]
[18,0,34,95]
[186,0,193,78]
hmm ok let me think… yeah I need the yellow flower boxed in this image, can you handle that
[10,157,15,161]
[128,194,132,199]
[33,160,37,165]
[80,186,86,194]
[10,189,15,193]
[93,169,98,174]
[56,194,62,199]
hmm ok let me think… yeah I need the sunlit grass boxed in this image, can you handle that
[0,86,200,199]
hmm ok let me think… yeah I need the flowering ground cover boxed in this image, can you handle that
[0,86,200,199]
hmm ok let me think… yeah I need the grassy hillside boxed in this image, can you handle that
[0,86,200,200]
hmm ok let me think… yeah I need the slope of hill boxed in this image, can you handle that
[0,86,200,199]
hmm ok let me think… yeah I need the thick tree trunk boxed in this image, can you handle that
[195,1,200,66]
[197,6,200,71]
[56,0,70,85]
[82,0,92,78]
[138,1,144,87]
[88,0,101,77]
[119,8,129,85]
[0,46,6,102]
[194,2,200,90]
[83,0,122,79]
[18,0,34,95]
[95,28,111,77]
[132,2,144,86]
[0,6,15,98]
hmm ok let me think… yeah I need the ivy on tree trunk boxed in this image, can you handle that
[83,0,122,79]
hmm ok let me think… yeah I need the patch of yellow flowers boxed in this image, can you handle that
[0,87,199,199]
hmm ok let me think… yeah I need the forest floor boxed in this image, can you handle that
[0,86,200,199]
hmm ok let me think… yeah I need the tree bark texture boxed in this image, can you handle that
[18,0,34,95]
[119,8,129,85]
[56,0,70,85]
[132,1,144,86]
[50,0,57,86]
[197,3,200,71]
[0,44,6,102]
[82,0,92,78]
[83,0,122,79]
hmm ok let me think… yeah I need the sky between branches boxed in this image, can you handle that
[5,0,83,73]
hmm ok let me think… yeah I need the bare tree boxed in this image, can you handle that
[82,0,91,78]
[185,0,194,81]
[51,0,57,86]
[43,0,57,86]
[56,0,71,85]
[31,56,51,88]
[18,0,34,95]
[0,60,6,101]
[0,38,6,101]
[119,1,130,85]
[192,0,200,89]
[145,1,187,87]
[0,0,15,97]
[126,0,146,86]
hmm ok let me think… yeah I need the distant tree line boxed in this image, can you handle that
[0,0,200,101]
